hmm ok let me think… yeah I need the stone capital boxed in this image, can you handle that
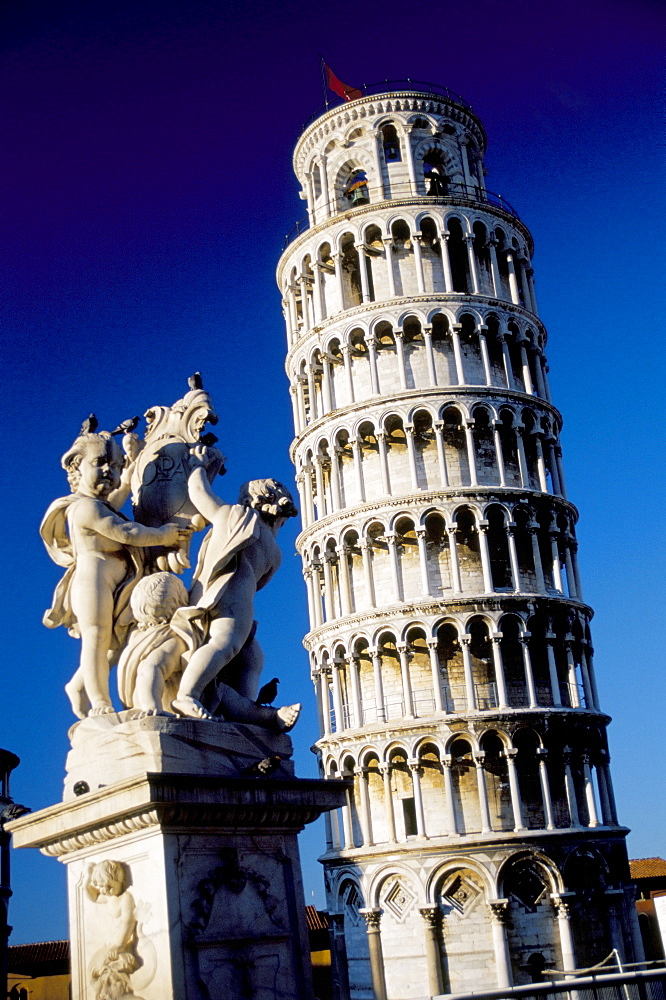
[487,899,509,923]
[419,904,441,927]
[359,907,383,930]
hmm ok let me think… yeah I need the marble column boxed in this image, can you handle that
[434,421,449,487]
[369,647,386,723]
[423,325,437,386]
[419,906,445,997]
[551,895,577,973]
[427,639,445,713]
[490,635,509,709]
[536,748,556,830]
[408,759,427,837]
[360,539,376,608]
[378,764,396,842]
[377,431,392,495]
[442,757,458,835]
[397,643,414,719]
[488,900,513,987]
[359,909,388,1000]
[504,749,527,831]
[474,754,492,832]
[354,766,374,846]
[404,423,420,490]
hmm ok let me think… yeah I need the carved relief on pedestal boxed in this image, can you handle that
[86,859,155,999]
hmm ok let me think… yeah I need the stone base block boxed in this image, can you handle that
[64,712,295,800]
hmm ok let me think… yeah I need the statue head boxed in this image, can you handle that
[61,432,124,496]
[130,572,189,627]
[238,479,298,525]
[89,859,127,897]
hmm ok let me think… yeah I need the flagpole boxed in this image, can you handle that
[319,55,329,108]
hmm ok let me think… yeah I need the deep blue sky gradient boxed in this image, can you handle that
[2,0,664,944]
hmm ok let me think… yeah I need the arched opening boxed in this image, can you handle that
[447,217,470,293]
[459,312,484,384]
[340,233,363,310]
[381,122,401,162]
[417,741,445,835]
[514,505,538,592]
[454,506,483,592]
[503,857,562,984]
[437,867,495,993]
[360,422,382,502]
[384,413,408,495]
[495,228,512,300]
[472,406,499,484]
[436,622,464,712]
[514,729,546,830]
[432,312,456,385]
[425,511,451,595]
[374,320,397,393]
[487,504,513,590]
[318,242,335,319]
[499,408,522,486]
[362,223,383,303]
[349,327,371,399]
[450,739,481,834]
[500,614,528,707]
[469,616,497,709]
[480,731,512,831]
[395,515,419,604]
[424,149,449,196]
[420,216,445,293]
[406,628,432,716]
[391,219,414,297]
[486,314,508,387]
[473,221,494,295]
[402,314,422,389]
[413,408,437,490]
[442,406,470,486]
[388,746,416,837]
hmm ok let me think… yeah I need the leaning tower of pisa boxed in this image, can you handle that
[277,82,642,1000]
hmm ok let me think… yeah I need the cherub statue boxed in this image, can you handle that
[118,565,299,730]
[169,446,301,730]
[116,572,196,713]
[40,431,192,718]
[87,860,143,999]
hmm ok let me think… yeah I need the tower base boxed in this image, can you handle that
[8,716,345,1000]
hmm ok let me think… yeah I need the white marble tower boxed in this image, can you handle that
[277,82,642,1000]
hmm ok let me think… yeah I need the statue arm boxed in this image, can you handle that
[187,466,225,524]
[73,501,184,547]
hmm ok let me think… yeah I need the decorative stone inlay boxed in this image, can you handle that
[440,873,482,915]
[343,882,363,926]
[382,877,417,921]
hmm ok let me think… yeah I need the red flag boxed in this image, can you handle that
[325,64,362,102]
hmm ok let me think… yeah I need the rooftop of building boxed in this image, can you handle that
[630,858,666,879]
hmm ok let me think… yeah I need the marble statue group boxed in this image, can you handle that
[40,378,301,732]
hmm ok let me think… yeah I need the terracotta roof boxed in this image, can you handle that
[630,858,666,879]
[8,939,69,968]
[305,905,330,931]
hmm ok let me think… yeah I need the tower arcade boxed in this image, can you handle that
[277,82,641,1000]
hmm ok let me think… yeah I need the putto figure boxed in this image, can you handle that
[170,447,300,730]
[40,431,190,718]
[86,859,144,999]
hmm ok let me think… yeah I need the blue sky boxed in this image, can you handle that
[2,0,664,944]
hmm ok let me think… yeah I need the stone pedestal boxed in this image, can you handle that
[8,715,346,1000]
